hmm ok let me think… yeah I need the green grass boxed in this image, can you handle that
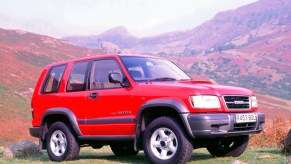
[0,146,289,164]
[16,52,55,67]
[0,83,31,120]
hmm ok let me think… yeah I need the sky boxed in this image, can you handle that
[0,0,258,38]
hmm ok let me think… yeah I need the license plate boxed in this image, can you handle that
[236,114,256,123]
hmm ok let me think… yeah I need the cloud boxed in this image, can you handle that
[0,0,258,37]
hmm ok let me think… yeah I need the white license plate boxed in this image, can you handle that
[236,114,256,123]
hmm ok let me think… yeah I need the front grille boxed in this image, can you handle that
[233,123,256,131]
[223,96,250,109]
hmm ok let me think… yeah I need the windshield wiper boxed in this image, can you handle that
[180,78,192,81]
[148,77,177,82]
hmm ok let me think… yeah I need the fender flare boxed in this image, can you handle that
[40,108,82,137]
[134,99,193,150]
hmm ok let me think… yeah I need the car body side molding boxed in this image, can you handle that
[78,116,135,125]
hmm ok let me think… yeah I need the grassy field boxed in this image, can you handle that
[0,146,289,164]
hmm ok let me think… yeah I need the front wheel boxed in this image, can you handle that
[46,122,80,161]
[143,117,193,164]
[206,135,249,157]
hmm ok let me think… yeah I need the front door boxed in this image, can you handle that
[82,58,134,136]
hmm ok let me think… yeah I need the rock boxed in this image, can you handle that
[231,160,246,164]
[3,140,38,158]
[0,146,4,152]
[284,129,291,154]
[3,148,13,158]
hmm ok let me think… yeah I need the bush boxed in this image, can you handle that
[283,129,291,154]
[16,52,54,67]
[249,118,291,147]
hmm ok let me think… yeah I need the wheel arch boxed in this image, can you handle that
[134,99,193,151]
[41,108,82,138]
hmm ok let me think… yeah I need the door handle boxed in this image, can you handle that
[89,92,98,99]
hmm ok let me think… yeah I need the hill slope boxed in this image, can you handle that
[63,0,291,54]
[0,28,104,145]
[132,0,291,54]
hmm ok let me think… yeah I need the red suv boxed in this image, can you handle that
[29,54,265,163]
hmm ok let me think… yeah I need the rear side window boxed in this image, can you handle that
[67,61,90,92]
[43,64,66,93]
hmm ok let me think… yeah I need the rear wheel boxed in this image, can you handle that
[143,116,193,164]
[206,135,249,157]
[110,142,139,156]
[46,122,80,161]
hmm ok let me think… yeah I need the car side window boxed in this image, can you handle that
[90,59,123,89]
[43,64,66,93]
[67,61,90,92]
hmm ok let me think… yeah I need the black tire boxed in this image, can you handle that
[46,122,80,161]
[110,141,139,157]
[207,135,249,157]
[143,116,193,164]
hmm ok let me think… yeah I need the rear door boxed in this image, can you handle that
[57,60,91,134]
[81,58,134,136]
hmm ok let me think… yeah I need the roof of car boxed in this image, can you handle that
[46,54,161,67]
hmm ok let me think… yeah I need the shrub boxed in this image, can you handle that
[249,118,291,147]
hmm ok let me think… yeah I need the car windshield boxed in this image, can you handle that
[120,56,191,82]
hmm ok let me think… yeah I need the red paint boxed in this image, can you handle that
[31,54,259,136]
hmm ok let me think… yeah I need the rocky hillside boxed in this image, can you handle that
[63,0,291,54]
[0,28,104,145]
[133,0,291,54]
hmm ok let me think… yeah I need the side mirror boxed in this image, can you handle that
[109,73,122,84]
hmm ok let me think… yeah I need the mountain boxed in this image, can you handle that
[0,28,105,145]
[63,0,291,54]
[63,0,291,100]
[133,0,291,54]
[63,26,138,51]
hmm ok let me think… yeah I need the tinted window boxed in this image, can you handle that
[43,64,66,93]
[120,56,190,82]
[67,61,90,92]
[90,59,123,89]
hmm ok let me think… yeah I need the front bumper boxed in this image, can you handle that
[187,112,265,138]
[29,127,40,138]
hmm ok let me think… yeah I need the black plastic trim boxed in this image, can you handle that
[138,99,189,114]
[29,127,40,138]
[78,135,135,141]
[134,99,191,150]
[187,112,265,138]
[78,116,135,125]
[78,119,86,124]
[41,108,82,136]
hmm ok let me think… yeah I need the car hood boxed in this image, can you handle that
[140,81,253,96]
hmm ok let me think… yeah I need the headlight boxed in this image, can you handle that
[189,96,221,108]
[251,96,259,108]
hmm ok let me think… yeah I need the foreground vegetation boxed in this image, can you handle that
[0,146,289,164]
